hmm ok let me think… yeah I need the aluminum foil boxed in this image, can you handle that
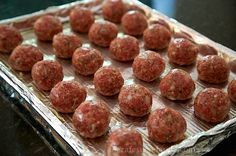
[0,0,236,155]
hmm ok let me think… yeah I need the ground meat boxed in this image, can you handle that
[0,25,23,53]
[31,60,63,91]
[167,38,199,65]
[33,15,63,42]
[8,45,43,72]
[172,31,193,40]
[150,19,171,31]
[52,33,82,59]
[106,128,143,156]
[109,35,139,61]
[121,10,148,36]
[50,81,87,113]
[72,47,104,76]
[72,100,110,138]
[159,69,195,100]
[125,4,146,15]
[132,51,165,82]
[144,24,171,50]
[102,0,126,23]
[94,66,124,96]
[228,79,236,103]
[69,7,94,33]
[194,88,230,123]
[118,84,152,117]
[197,55,230,84]
[88,20,118,47]
[147,108,187,143]
[198,44,218,56]
[229,59,236,73]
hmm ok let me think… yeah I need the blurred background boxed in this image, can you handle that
[0,0,236,156]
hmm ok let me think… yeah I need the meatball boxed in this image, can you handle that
[8,45,43,72]
[147,108,187,143]
[52,33,82,59]
[94,66,124,96]
[132,51,165,82]
[194,88,230,123]
[126,4,146,15]
[159,69,195,100]
[109,35,139,61]
[50,81,87,113]
[118,84,152,117]
[229,59,236,73]
[173,31,193,40]
[168,38,199,65]
[88,21,118,47]
[33,15,63,42]
[69,7,94,33]
[144,24,171,50]
[152,19,171,31]
[72,47,104,76]
[72,100,110,138]
[198,44,218,56]
[228,79,236,103]
[102,0,126,23]
[0,25,23,53]
[121,11,148,36]
[106,128,143,156]
[32,60,63,91]
[197,55,230,84]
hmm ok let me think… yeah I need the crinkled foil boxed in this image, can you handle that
[0,0,236,155]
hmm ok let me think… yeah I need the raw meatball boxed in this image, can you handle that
[72,100,110,138]
[173,31,193,40]
[50,81,87,113]
[168,38,199,65]
[118,84,152,117]
[106,128,143,156]
[144,24,171,50]
[0,25,23,53]
[159,69,195,100]
[229,59,236,73]
[53,33,82,59]
[109,35,139,61]
[152,19,171,31]
[147,108,187,143]
[228,79,236,103]
[197,55,230,84]
[194,88,230,123]
[69,7,94,33]
[126,4,146,15]
[33,15,63,42]
[94,66,124,96]
[88,21,118,47]
[32,60,63,91]
[8,45,43,72]
[132,51,165,82]
[198,44,218,56]
[102,0,126,23]
[121,11,148,36]
[72,47,104,75]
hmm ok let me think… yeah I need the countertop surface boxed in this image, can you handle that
[0,0,236,156]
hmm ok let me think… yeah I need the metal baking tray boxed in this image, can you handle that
[0,0,236,155]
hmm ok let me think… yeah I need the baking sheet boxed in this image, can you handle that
[0,0,236,155]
